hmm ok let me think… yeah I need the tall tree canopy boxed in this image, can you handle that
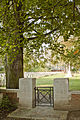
[0,0,80,88]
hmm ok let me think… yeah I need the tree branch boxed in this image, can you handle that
[27,16,42,27]
[73,0,75,21]
[27,16,59,28]
[26,16,59,21]
[54,0,62,8]
[27,26,59,41]
[44,26,59,36]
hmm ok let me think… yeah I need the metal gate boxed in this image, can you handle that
[34,87,54,106]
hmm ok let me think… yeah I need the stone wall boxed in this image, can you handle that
[24,72,58,78]
[69,91,80,110]
[0,72,60,87]
[0,89,19,105]
[0,78,36,108]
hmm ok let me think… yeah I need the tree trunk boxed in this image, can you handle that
[4,0,24,89]
[5,47,23,89]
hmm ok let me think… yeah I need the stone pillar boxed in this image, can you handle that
[54,78,69,110]
[17,78,36,108]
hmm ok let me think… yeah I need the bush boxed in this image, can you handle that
[0,95,17,111]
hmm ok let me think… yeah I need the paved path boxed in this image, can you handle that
[7,106,68,120]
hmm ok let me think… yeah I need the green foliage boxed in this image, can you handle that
[0,66,4,71]
[0,0,80,58]
[26,65,50,72]
[0,0,80,88]
[71,68,77,73]
[62,41,80,70]
[0,95,17,111]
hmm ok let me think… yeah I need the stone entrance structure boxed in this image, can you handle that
[17,77,80,110]
[1,77,80,111]
[17,78,54,108]
[1,76,80,120]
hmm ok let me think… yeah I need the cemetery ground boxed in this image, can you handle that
[37,72,80,90]
[0,95,17,120]
[0,107,16,120]
[0,72,80,120]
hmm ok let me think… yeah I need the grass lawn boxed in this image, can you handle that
[36,73,80,90]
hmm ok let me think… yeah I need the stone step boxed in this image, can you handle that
[7,117,63,120]
[7,107,68,120]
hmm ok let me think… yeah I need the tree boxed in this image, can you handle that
[0,0,80,88]
[61,36,79,68]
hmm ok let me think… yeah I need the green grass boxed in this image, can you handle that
[36,73,80,90]
[69,74,80,90]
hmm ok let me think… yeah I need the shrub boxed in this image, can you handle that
[0,95,17,111]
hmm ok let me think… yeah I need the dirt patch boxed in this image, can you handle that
[0,107,16,120]
[67,110,80,120]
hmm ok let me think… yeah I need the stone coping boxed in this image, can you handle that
[0,88,18,93]
[69,90,80,94]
